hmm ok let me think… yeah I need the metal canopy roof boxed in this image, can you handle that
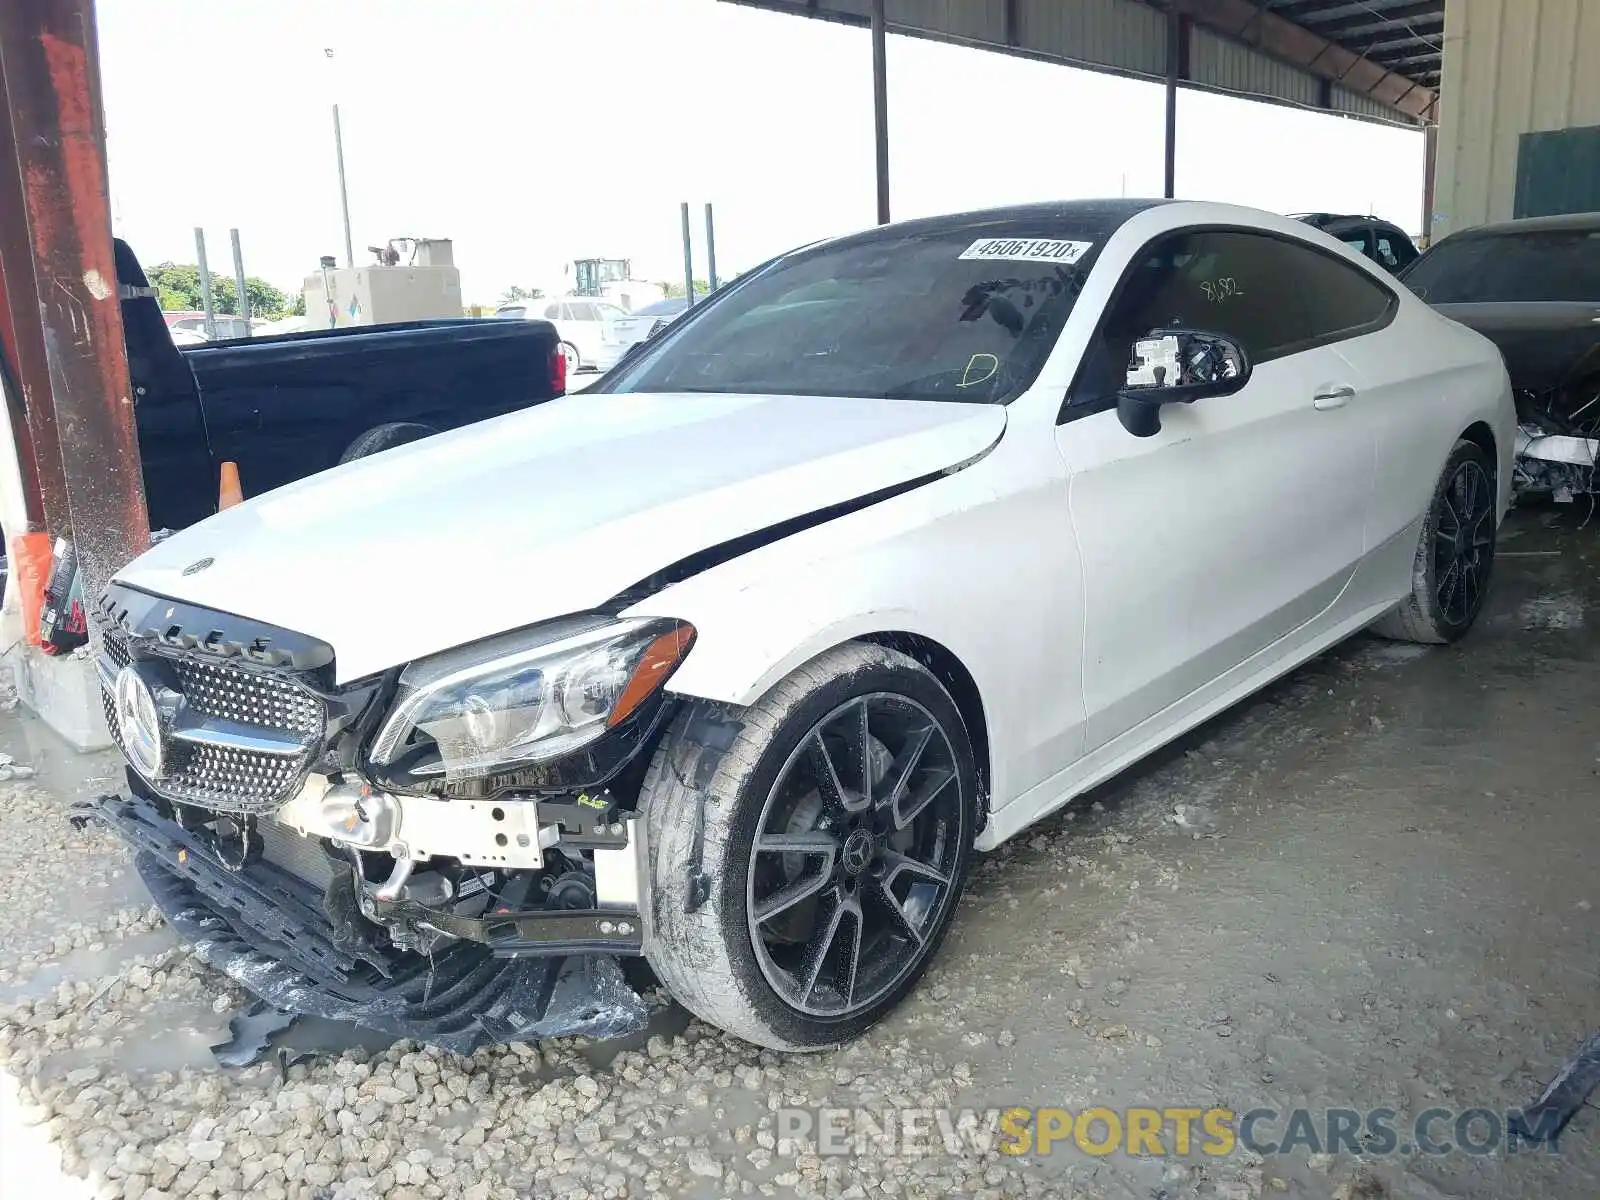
[1275,0,1444,92]
[722,0,1442,126]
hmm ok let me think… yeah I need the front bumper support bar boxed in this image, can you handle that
[80,792,650,1052]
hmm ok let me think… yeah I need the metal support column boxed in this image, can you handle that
[871,0,890,224]
[1421,123,1438,245]
[229,228,251,336]
[704,203,718,292]
[680,202,695,306]
[1164,5,1181,199]
[333,103,354,269]
[0,0,149,605]
[194,228,217,341]
[0,39,68,537]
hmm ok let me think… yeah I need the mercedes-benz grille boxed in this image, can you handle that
[100,628,327,816]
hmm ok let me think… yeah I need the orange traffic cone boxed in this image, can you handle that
[218,461,243,511]
[9,531,53,647]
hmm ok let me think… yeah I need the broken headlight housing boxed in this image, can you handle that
[367,616,694,788]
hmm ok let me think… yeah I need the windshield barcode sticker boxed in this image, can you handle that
[958,238,1094,264]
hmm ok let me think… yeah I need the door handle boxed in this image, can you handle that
[1312,384,1356,411]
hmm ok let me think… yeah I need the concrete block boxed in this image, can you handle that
[4,642,112,752]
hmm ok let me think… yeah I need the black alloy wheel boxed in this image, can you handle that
[1372,437,1498,644]
[1434,457,1494,627]
[746,693,963,1019]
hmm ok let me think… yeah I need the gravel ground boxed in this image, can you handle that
[1,505,1598,1200]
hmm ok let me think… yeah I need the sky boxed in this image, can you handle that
[95,0,1426,307]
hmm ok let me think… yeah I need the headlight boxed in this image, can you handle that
[369,616,694,784]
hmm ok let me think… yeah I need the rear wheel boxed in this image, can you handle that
[640,643,977,1050]
[1372,438,1497,643]
[338,421,438,464]
[559,341,581,374]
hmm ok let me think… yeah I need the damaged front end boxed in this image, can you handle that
[1434,300,1600,500]
[83,584,690,1053]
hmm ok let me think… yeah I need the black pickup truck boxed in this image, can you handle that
[116,240,566,530]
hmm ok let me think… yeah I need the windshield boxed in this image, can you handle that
[1402,229,1600,303]
[494,306,526,319]
[601,225,1102,404]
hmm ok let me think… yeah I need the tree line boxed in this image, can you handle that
[146,263,304,319]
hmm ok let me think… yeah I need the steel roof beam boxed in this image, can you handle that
[1166,0,1437,121]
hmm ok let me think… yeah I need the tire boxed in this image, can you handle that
[337,421,438,464]
[1371,438,1497,644]
[558,341,581,374]
[639,642,978,1051]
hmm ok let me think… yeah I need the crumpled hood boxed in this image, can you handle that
[116,391,1005,682]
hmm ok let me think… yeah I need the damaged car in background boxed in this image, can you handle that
[1400,213,1600,501]
[84,199,1514,1053]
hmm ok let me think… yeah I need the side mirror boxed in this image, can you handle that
[1115,329,1251,438]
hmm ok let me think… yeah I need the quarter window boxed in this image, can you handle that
[1296,243,1396,339]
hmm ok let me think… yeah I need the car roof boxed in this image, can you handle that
[819,199,1176,250]
[1294,213,1403,231]
[1444,212,1600,238]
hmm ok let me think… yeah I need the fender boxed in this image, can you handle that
[620,431,1090,817]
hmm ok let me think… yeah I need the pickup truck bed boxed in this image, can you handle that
[117,240,566,530]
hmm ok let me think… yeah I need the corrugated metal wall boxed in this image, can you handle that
[724,0,1419,127]
[1433,0,1600,236]
[1013,0,1168,77]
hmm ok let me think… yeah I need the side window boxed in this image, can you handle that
[1375,235,1401,268]
[1098,229,1314,369]
[1291,246,1396,340]
[1070,228,1398,416]
[569,302,600,321]
[1382,232,1418,270]
[1342,234,1372,260]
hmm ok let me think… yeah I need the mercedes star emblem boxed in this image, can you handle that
[113,665,165,778]
[841,828,874,876]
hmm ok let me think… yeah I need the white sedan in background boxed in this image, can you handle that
[494,297,630,373]
[608,296,695,351]
[98,200,1515,1054]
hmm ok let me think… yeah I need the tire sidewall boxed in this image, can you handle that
[704,656,977,1049]
[1418,440,1497,640]
[339,421,437,464]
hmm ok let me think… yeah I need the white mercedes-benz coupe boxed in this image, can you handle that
[91,200,1515,1053]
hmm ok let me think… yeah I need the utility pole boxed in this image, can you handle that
[680,202,695,307]
[229,228,251,336]
[704,203,718,292]
[332,103,354,268]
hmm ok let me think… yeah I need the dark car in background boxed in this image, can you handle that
[1294,213,1420,272]
[1400,212,1600,497]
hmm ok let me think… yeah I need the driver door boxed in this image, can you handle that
[1054,228,1380,749]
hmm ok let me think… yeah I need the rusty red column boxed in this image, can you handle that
[0,0,147,611]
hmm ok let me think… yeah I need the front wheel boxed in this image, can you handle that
[1371,438,1497,643]
[640,643,978,1050]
